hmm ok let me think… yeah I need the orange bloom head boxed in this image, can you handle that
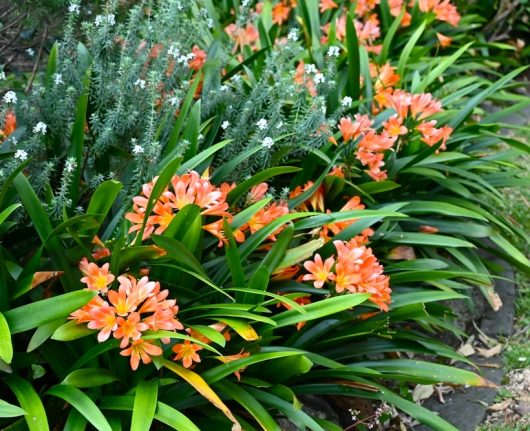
[302,254,335,288]
[79,258,115,293]
[272,3,291,25]
[320,0,338,12]
[1,111,16,141]
[120,338,163,370]
[172,340,203,368]
[188,45,207,71]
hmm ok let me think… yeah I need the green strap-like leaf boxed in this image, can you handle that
[46,385,111,431]
[0,312,13,363]
[4,374,49,430]
[4,290,96,334]
[131,380,158,431]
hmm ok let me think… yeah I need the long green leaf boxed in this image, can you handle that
[46,385,112,431]
[131,380,158,431]
[4,290,96,334]
[4,375,49,431]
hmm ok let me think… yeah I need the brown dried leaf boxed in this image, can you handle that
[412,384,434,402]
[31,271,64,289]
[457,343,476,357]
[477,344,502,358]
[387,246,416,260]
[488,399,512,411]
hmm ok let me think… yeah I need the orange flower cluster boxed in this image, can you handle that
[125,171,230,241]
[127,173,290,246]
[71,269,183,370]
[418,0,461,26]
[331,67,452,180]
[0,111,16,143]
[303,234,391,311]
[225,23,259,53]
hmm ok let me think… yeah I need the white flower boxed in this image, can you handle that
[134,79,146,89]
[305,64,317,74]
[198,133,204,141]
[276,121,283,129]
[132,144,144,155]
[256,118,268,130]
[168,44,180,58]
[68,3,80,14]
[207,18,214,28]
[53,73,63,85]
[314,73,325,84]
[287,29,298,42]
[33,122,47,135]
[242,0,251,6]
[220,84,228,91]
[0,71,5,80]
[26,48,35,57]
[262,137,274,148]
[341,96,353,108]
[95,14,115,27]
[221,121,230,130]
[3,91,17,104]
[327,46,340,57]
[64,158,77,173]
[14,149,28,161]
[168,96,180,106]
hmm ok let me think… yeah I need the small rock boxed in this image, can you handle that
[516,402,530,416]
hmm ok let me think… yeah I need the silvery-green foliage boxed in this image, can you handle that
[4,0,215,215]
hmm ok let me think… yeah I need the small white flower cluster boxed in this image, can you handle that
[3,91,17,104]
[64,158,77,173]
[54,73,63,85]
[262,137,274,148]
[14,149,28,161]
[305,63,317,74]
[168,44,180,58]
[26,48,35,57]
[256,118,268,130]
[0,71,5,80]
[221,121,230,130]
[131,138,144,155]
[134,79,146,89]
[287,29,298,42]
[341,96,353,108]
[95,14,116,27]
[168,96,180,106]
[176,52,195,66]
[68,2,81,14]
[327,45,340,57]
[33,122,47,135]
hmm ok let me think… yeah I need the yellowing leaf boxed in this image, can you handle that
[161,359,241,430]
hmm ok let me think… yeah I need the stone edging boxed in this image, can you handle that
[414,255,516,431]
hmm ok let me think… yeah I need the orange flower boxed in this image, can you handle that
[436,32,452,48]
[356,0,380,17]
[294,61,317,97]
[215,350,250,380]
[331,240,391,310]
[338,115,373,143]
[0,111,16,142]
[248,182,268,202]
[320,0,338,12]
[383,115,408,140]
[419,225,439,233]
[120,338,163,370]
[188,45,207,71]
[87,301,118,342]
[246,202,289,239]
[370,63,400,93]
[410,93,442,120]
[272,3,291,25]
[328,166,345,178]
[416,121,453,149]
[290,181,325,213]
[418,0,461,26]
[114,312,149,348]
[303,254,335,288]
[172,340,203,368]
[79,258,115,293]
[225,23,259,52]
[323,196,366,237]
[69,295,106,324]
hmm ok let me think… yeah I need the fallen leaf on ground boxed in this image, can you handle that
[412,384,434,402]
[477,344,502,358]
[457,343,476,357]
[488,399,512,411]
